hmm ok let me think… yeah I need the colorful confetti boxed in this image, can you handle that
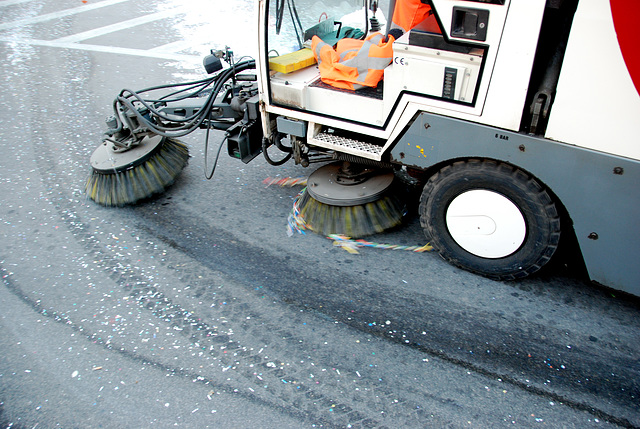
[328,234,433,254]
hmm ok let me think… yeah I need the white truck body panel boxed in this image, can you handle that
[546,0,640,160]
[431,0,546,131]
[477,0,546,130]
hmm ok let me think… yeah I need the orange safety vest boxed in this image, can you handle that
[391,0,440,33]
[311,33,394,91]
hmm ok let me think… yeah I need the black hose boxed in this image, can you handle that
[262,137,292,166]
[111,60,256,139]
[275,0,285,34]
[274,132,293,153]
[287,0,304,48]
[204,114,228,180]
[364,0,370,38]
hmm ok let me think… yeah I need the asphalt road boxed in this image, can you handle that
[0,1,639,428]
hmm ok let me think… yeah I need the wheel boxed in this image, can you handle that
[419,159,561,280]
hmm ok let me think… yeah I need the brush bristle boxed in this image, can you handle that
[298,188,404,238]
[85,139,189,206]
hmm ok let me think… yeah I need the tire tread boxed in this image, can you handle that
[419,159,561,280]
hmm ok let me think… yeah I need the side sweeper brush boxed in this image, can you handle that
[297,161,405,238]
[85,135,188,206]
[85,50,258,207]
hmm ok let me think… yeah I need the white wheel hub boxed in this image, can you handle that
[445,190,526,259]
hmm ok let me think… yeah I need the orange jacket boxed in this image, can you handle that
[311,33,394,90]
[392,0,440,33]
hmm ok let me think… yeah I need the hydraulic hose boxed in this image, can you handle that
[262,137,292,166]
[111,59,256,139]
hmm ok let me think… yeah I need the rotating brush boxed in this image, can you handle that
[296,162,405,238]
[85,57,257,207]
[85,135,188,206]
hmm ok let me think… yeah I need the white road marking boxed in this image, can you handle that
[0,0,204,62]
[3,37,200,63]
[0,0,129,31]
[149,40,195,54]
[53,7,184,43]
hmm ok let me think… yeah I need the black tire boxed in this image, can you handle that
[419,159,561,280]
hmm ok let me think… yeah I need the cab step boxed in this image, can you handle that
[310,131,384,161]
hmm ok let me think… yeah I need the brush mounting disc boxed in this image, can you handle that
[306,162,394,207]
[90,134,165,174]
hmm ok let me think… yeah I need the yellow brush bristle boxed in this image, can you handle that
[85,139,189,206]
[298,189,405,238]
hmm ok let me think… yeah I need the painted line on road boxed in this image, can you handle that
[0,36,200,63]
[53,7,184,43]
[0,0,203,64]
[149,40,197,54]
[0,0,129,31]
[0,0,36,8]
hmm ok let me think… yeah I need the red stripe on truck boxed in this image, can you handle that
[610,0,640,95]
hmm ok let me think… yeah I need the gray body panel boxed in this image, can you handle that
[390,112,640,295]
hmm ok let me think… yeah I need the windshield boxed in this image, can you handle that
[267,0,389,56]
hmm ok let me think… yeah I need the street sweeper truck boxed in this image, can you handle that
[85,0,640,297]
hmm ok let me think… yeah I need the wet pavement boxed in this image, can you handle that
[0,1,639,427]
